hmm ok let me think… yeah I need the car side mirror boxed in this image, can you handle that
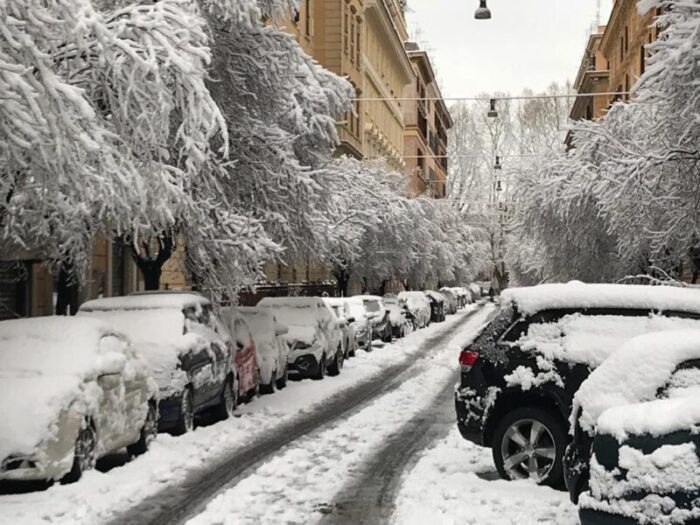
[385,309,391,315]
[347,317,356,324]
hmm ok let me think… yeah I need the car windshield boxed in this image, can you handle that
[260,304,317,327]
[363,300,381,313]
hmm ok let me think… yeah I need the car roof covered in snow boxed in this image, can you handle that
[257,296,325,308]
[80,292,209,312]
[573,330,700,436]
[0,316,117,375]
[502,283,700,316]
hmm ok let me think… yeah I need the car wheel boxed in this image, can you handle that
[62,422,97,484]
[128,401,158,456]
[276,365,288,390]
[492,407,566,488]
[349,344,356,358]
[215,376,237,420]
[173,388,195,435]
[328,348,342,376]
[260,370,276,395]
[313,355,326,380]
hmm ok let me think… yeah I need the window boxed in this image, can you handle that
[343,5,349,55]
[305,0,312,36]
[620,37,624,61]
[624,26,629,52]
[640,46,645,75]
[350,12,355,63]
[355,17,362,65]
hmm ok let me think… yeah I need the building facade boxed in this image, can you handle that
[569,1,660,133]
[403,42,452,198]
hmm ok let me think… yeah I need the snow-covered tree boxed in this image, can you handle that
[510,1,700,283]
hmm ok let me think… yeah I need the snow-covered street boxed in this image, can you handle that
[0,304,581,524]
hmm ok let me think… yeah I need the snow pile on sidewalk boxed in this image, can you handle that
[391,428,578,525]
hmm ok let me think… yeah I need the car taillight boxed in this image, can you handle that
[459,348,479,371]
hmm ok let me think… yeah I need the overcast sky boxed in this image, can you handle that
[405,0,614,98]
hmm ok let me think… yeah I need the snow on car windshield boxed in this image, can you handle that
[239,311,275,346]
[514,313,700,368]
[260,304,317,327]
[363,300,381,313]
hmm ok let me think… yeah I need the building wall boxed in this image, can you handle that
[600,1,659,102]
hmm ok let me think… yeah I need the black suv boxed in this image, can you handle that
[454,283,700,488]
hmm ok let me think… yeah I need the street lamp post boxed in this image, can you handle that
[475,0,492,20]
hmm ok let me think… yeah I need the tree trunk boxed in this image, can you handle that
[132,234,174,291]
[56,264,79,316]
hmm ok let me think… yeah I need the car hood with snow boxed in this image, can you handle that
[0,317,127,461]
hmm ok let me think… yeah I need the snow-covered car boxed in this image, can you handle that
[357,295,392,342]
[223,312,260,401]
[439,288,459,314]
[79,292,235,435]
[454,282,700,488]
[257,297,344,379]
[567,330,700,509]
[0,317,158,483]
[230,307,290,394]
[469,282,484,301]
[383,294,414,338]
[398,291,431,329]
[324,298,357,358]
[343,297,374,352]
[425,291,446,323]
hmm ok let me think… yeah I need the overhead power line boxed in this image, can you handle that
[352,92,631,103]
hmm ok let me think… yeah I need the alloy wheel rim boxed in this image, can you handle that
[183,391,194,432]
[500,418,556,482]
[224,381,235,415]
[145,405,158,444]
[77,426,96,472]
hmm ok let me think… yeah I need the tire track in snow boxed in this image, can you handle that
[319,372,458,525]
[108,307,485,525]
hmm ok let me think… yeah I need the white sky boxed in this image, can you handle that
[405,0,614,98]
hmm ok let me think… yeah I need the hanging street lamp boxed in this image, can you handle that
[487,98,498,118]
[474,0,492,20]
[494,156,502,170]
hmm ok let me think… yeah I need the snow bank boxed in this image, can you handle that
[0,317,114,461]
[502,283,700,316]
[573,330,700,435]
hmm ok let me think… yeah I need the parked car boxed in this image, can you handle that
[324,298,357,358]
[343,297,374,352]
[449,287,470,309]
[357,295,392,342]
[468,283,482,302]
[398,291,431,329]
[383,294,415,338]
[425,291,446,323]
[454,282,700,488]
[567,330,700,508]
[257,297,344,379]
[439,288,459,314]
[79,292,235,435]
[0,317,158,483]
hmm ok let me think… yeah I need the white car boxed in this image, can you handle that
[324,298,357,358]
[257,297,344,379]
[0,317,158,483]
[398,291,431,329]
[231,307,290,394]
[340,297,375,352]
[356,295,393,342]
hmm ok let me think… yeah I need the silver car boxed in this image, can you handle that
[0,317,158,483]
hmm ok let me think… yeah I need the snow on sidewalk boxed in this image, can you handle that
[0,307,480,525]
[391,428,578,525]
[187,305,497,525]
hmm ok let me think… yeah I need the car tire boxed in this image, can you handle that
[492,407,567,488]
[261,371,276,395]
[276,366,288,390]
[173,388,195,435]
[313,355,326,380]
[214,376,237,420]
[128,401,158,456]
[61,422,96,484]
[349,344,356,358]
[328,348,343,376]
